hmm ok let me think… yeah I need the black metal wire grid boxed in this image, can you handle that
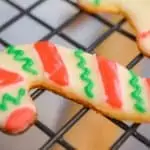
[0,0,150,149]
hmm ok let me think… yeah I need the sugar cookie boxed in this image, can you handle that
[77,0,150,56]
[1,41,150,135]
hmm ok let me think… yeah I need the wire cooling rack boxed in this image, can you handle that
[0,0,150,149]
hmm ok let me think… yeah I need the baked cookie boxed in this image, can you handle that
[0,41,150,135]
[77,0,150,56]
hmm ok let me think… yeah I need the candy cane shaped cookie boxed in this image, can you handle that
[77,0,150,56]
[1,40,150,135]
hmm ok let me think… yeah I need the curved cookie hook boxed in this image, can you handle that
[0,41,150,135]
[78,0,150,56]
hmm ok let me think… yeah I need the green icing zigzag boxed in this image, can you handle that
[6,46,38,75]
[89,0,101,5]
[74,49,94,98]
[0,88,26,111]
[129,71,146,113]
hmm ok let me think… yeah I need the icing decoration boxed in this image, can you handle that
[89,0,101,5]
[146,79,150,87]
[6,46,38,75]
[34,41,68,86]
[0,88,26,111]
[139,30,150,39]
[0,68,23,88]
[145,79,150,102]
[5,107,35,133]
[3,41,150,134]
[129,71,146,113]
[96,56,122,108]
[74,49,94,98]
[145,78,150,88]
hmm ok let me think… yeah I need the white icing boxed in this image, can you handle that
[117,64,135,112]
[138,78,150,112]
[0,44,44,84]
[143,79,150,112]
[0,44,44,128]
[0,41,150,130]
[117,63,150,113]
[55,45,106,103]
[92,54,108,102]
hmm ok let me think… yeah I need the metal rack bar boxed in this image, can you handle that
[111,124,140,150]
[40,107,89,150]
[35,120,76,150]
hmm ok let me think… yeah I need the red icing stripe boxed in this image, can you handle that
[146,79,150,87]
[145,78,150,97]
[0,68,23,88]
[96,56,122,108]
[5,107,35,133]
[138,30,150,39]
[34,41,68,86]
[144,79,150,106]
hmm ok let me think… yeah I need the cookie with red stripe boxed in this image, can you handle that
[1,40,150,135]
[0,70,36,134]
[77,0,150,56]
